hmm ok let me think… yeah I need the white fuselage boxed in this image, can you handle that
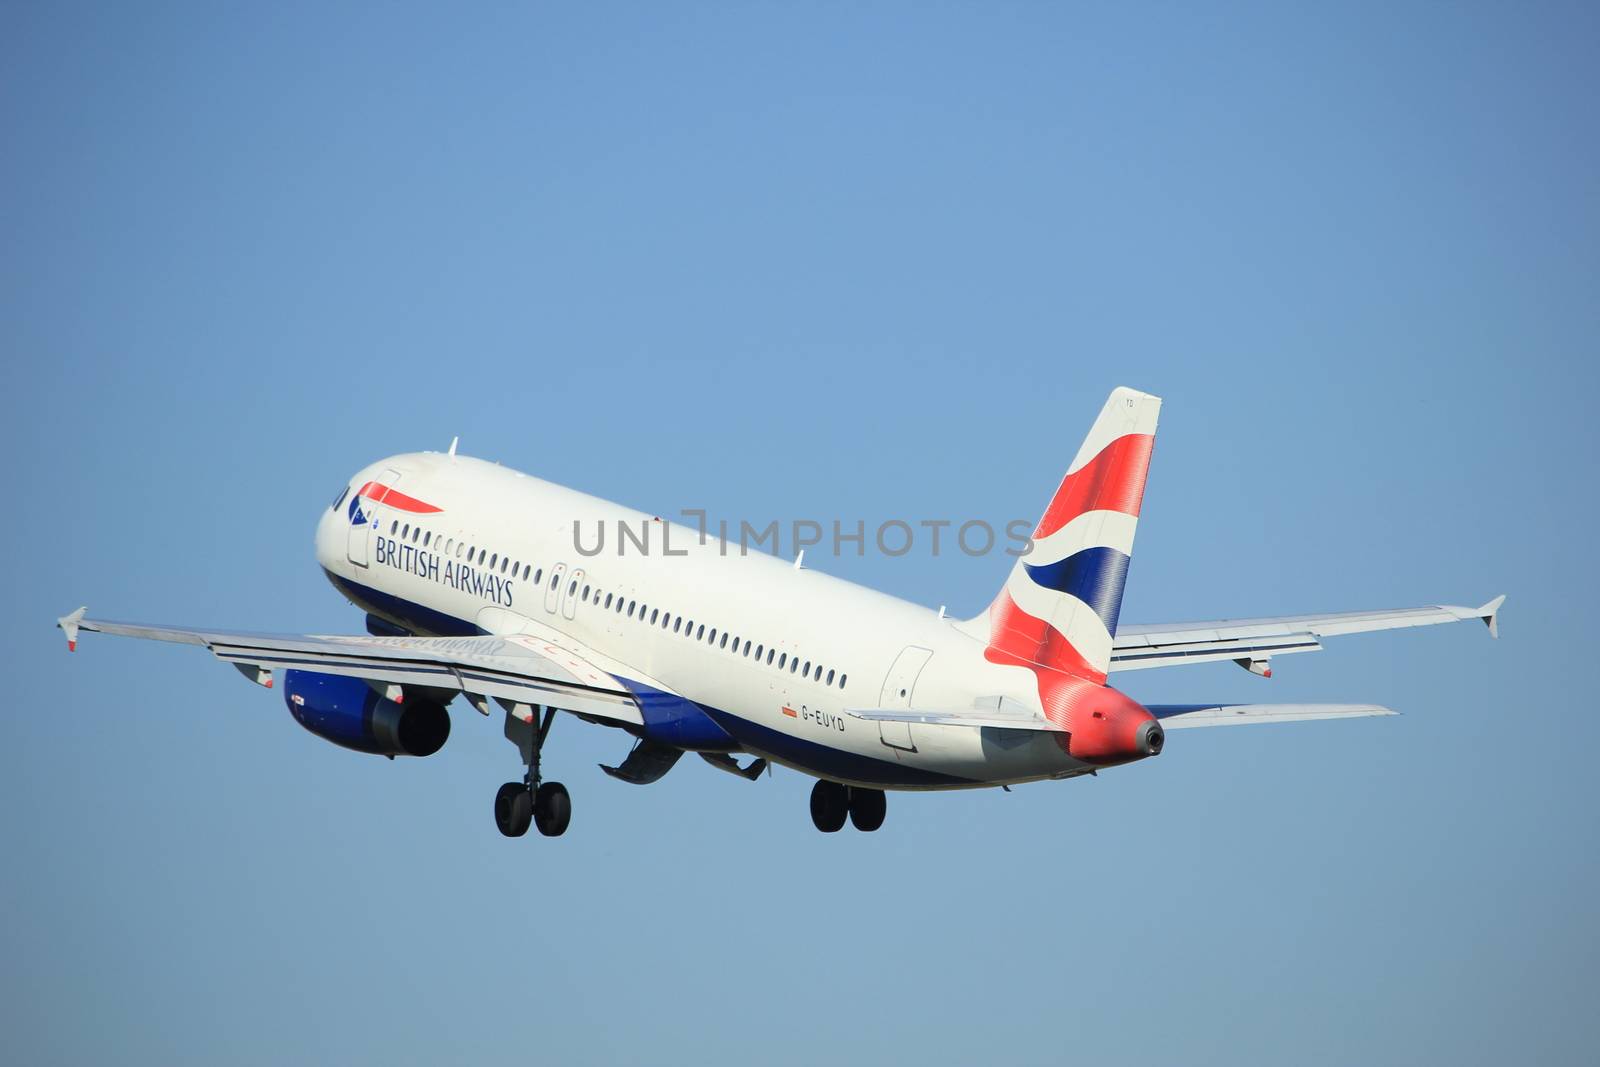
[314,452,1101,790]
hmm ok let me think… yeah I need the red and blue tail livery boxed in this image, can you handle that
[984,387,1159,685]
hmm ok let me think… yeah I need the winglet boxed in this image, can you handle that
[1479,594,1506,639]
[57,606,86,652]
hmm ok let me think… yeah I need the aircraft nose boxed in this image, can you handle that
[315,493,344,566]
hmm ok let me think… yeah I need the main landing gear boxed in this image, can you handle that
[496,705,571,838]
[810,779,886,833]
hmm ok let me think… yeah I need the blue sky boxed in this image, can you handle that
[3,3,1595,1063]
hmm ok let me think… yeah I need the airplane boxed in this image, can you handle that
[56,387,1505,837]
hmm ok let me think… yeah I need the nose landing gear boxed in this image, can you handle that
[496,705,571,839]
[810,780,886,833]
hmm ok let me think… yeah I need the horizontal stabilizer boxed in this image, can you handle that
[1150,703,1396,729]
[848,707,1066,732]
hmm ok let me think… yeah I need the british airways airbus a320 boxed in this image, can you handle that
[58,389,1504,837]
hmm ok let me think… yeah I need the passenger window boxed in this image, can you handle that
[582,584,591,600]
[696,624,705,641]
[778,653,787,669]
[719,633,729,649]
[523,564,532,580]
[743,640,752,656]
[802,660,810,676]
[568,580,577,596]
[627,601,636,617]
[814,665,823,681]
[604,593,613,609]
[826,669,835,685]
[673,617,682,633]
[839,674,847,689]
[650,609,659,624]
[390,521,398,535]
[790,657,799,674]
[490,553,498,569]
[756,645,765,661]
[402,524,410,538]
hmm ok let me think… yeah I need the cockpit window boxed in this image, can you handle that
[332,486,350,511]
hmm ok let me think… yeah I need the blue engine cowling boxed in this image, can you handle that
[283,669,451,757]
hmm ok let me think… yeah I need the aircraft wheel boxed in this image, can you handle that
[534,781,572,837]
[810,780,848,832]
[495,782,532,837]
[848,787,886,832]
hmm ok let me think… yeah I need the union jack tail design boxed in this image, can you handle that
[982,386,1161,686]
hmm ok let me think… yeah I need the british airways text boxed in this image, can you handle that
[374,537,515,607]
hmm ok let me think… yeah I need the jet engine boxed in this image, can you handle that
[283,669,450,757]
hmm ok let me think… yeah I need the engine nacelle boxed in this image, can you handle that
[283,669,450,757]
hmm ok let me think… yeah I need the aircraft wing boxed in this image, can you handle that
[1110,596,1504,674]
[55,608,643,728]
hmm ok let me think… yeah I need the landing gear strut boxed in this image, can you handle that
[810,781,887,833]
[496,706,571,838]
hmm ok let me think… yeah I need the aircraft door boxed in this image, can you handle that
[562,569,585,620]
[877,645,933,752]
[347,469,400,568]
[544,562,566,614]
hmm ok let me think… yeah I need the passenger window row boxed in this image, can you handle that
[379,515,847,691]
[579,581,848,691]
[390,520,539,583]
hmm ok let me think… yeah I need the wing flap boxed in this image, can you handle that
[1150,703,1396,729]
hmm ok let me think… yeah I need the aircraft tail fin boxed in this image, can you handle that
[974,387,1161,684]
